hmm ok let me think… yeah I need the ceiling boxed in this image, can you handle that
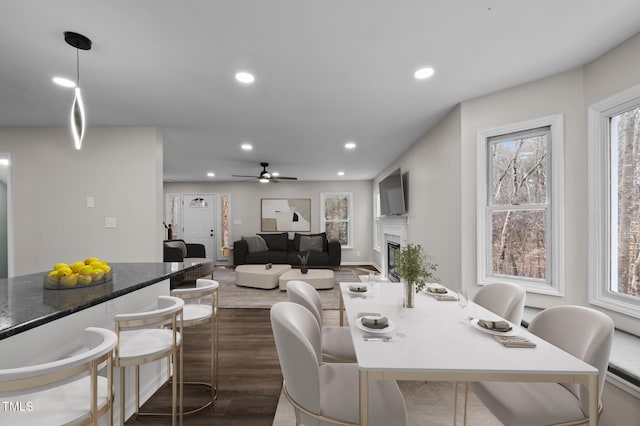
[1,1,640,182]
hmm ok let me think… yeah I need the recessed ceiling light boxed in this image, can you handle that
[207,172,215,177]
[52,76,76,88]
[235,71,255,84]
[414,67,435,80]
[337,171,345,176]
[344,142,357,150]
[241,143,253,151]
[272,171,280,177]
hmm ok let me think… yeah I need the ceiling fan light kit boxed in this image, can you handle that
[232,162,298,183]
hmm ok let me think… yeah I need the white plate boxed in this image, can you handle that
[424,285,450,295]
[356,317,395,334]
[471,318,519,336]
[347,285,370,295]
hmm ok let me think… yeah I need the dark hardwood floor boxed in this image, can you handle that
[125,308,283,425]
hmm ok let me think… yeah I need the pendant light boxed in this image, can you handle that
[64,32,92,150]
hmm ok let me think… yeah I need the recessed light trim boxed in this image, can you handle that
[337,171,345,176]
[235,71,255,84]
[272,171,280,177]
[52,76,76,88]
[207,172,215,177]
[414,67,435,80]
[241,143,253,151]
[344,141,357,150]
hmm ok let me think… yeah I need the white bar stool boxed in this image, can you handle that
[171,278,219,413]
[114,295,184,426]
[0,327,117,426]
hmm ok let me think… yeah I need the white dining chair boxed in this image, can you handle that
[471,305,614,426]
[286,279,356,362]
[171,278,219,412]
[472,282,526,325]
[270,302,408,426]
[455,282,527,424]
[114,295,184,426]
[0,327,117,426]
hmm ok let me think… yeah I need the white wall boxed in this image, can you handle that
[372,105,462,288]
[0,127,164,275]
[163,180,373,264]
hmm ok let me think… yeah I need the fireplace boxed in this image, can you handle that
[387,242,400,282]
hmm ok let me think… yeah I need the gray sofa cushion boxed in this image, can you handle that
[300,235,324,252]
[242,235,268,253]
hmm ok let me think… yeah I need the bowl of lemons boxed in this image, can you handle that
[44,257,112,289]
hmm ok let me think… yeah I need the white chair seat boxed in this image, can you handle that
[183,303,212,323]
[320,362,407,426]
[118,328,181,360]
[322,326,356,361]
[1,375,110,426]
[471,381,586,426]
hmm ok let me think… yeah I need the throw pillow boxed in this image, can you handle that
[300,235,324,252]
[242,235,268,253]
[258,233,289,251]
[294,232,327,251]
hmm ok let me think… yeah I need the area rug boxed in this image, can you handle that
[212,267,359,309]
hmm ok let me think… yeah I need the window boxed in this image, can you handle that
[477,114,564,294]
[589,85,640,318]
[321,192,352,248]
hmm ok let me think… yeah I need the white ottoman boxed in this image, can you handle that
[279,269,335,291]
[235,264,292,289]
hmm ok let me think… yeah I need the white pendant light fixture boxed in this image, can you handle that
[64,32,92,150]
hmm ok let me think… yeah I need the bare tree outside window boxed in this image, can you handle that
[321,193,352,247]
[489,129,550,280]
[612,106,640,298]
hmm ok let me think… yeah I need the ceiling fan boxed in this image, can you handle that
[232,162,298,183]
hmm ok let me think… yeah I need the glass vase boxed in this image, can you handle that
[404,280,415,308]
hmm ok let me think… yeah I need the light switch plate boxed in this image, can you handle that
[86,197,94,208]
[105,217,116,228]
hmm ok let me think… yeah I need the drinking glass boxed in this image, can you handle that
[457,290,468,312]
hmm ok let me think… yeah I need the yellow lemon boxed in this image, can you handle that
[71,261,86,273]
[101,264,111,272]
[54,263,69,271]
[84,257,100,265]
[46,271,59,285]
[91,269,105,281]
[57,266,73,277]
[60,274,78,287]
[79,265,93,275]
[78,274,93,285]
[89,261,103,270]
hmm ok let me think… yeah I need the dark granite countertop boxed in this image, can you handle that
[0,262,194,340]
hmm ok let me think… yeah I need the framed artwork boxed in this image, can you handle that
[261,198,311,232]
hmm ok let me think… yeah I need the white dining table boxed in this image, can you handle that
[339,282,600,426]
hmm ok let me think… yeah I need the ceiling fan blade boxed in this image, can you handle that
[232,174,260,178]
[274,176,297,180]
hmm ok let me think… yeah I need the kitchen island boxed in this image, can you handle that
[0,261,209,425]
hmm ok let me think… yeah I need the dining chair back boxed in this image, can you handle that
[471,305,614,426]
[529,305,614,416]
[472,282,526,325]
[271,302,407,426]
[287,279,357,362]
[0,327,117,426]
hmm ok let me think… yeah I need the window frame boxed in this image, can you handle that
[588,84,640,318]
[320,192,353,249]
[477,114,565,295]
[373,190,381,253]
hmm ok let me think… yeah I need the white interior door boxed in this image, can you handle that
[181,194,215,260]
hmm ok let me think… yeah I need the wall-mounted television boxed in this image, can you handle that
[379,168,406,216]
